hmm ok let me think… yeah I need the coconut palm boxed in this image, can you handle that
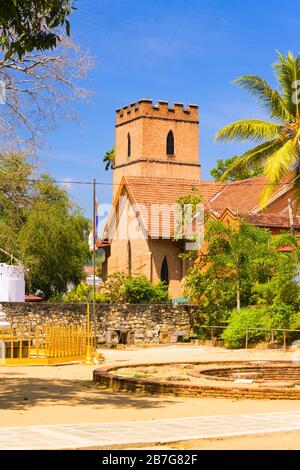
[103,147,115,171]
[215,51,300,207]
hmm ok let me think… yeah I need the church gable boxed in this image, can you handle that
[260,187,300,216]
[105,183,148,242]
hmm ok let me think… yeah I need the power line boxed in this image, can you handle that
[0,177,115,186]
[0,176,298,187]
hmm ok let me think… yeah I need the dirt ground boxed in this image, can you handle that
[1,345,300,449]
[171,431,300,450]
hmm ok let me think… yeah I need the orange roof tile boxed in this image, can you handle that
[124,176,224,238]
[247,213,300,228]
[104,175,299,241]
[125,176,224,206]
[210,175,296,216]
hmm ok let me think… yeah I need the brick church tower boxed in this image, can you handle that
[113,99,200,195]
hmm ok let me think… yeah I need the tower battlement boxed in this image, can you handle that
[116,99,199,126]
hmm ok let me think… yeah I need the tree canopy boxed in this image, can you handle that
[0,37,93,149]
[0,0,75,59]
[184,220,300,324]
[215,51,300,206]
[210,155,263,181]
[0,153,90,298]
[103,147,115,171]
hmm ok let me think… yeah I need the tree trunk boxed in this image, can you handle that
[236,277,241,313]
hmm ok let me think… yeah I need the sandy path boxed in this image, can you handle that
[0,345,299,429]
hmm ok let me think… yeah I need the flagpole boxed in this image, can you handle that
[93,177,97,351]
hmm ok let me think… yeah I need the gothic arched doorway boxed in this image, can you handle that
[160,256,169,285]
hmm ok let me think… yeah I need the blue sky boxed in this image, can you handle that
[41,0,300,217]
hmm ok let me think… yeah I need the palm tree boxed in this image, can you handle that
[103,147,115,171]
[215,51,300,207]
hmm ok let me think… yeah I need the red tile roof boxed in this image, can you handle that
[125,176,224,206]
[209,175,296,216]
[209,176,267,215]
[124,176,224,238]
[25,295,44,302]
[104,175,299,240]
[247,213,300,228]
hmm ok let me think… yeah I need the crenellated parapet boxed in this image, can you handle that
[116,99,199,126]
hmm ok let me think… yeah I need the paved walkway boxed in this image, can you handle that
[2,411,300,449]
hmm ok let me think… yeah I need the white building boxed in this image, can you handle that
[0,264,25,302]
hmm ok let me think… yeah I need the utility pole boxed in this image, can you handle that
[288,198,295,235]
[93,177,97,350]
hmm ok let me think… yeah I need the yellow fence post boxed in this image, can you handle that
[1,313,95,366]
[85,303,93,365]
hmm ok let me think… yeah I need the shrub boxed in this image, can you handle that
[291,312,300,330]
[63,282,109,303]
[100,272,126,303]
[261,304,296,343]
[63,282,92,303]
[63,274,169,304]
[124,276,154,303]
[124,276,169,304]
[263,304,296,330]
[222,307,266,349]
[151,281,169,303]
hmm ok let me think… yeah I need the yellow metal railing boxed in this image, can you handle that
[0,322,89,365]
[0,304,103,366]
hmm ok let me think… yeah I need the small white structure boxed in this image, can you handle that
[86,275,102,287]
[0,264,25,302]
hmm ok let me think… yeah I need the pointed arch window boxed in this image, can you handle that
[166,130,175,156]
[160,256,169,285]
[127,133,131,158]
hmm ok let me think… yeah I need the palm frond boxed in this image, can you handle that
[220,139,283,181]
[234,75,292,123]
[215,119,282,143]
[260,131,300,207]
[103,147,115,171]
[273,51,300,118]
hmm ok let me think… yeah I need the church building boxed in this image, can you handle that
[101,99,300,298]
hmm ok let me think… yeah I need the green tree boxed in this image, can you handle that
[184,221,275,317]
[0,0,75,59]
[103,147,115,171]
[215,51,300,206]
[0,153,35,262]
[252,233,300,309]
[176,188,203,254]
[18,175,90,298]
[210,155,263,181]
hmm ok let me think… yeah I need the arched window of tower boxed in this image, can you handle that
[127,133,131,158]
[166,130,175,156]
[160,256,169,285]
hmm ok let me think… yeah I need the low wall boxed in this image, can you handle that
[2,303,203,345]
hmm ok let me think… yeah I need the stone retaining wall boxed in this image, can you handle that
[1,303,203,345]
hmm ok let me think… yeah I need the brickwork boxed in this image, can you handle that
[94,361,300,400]
[113,99,200,195]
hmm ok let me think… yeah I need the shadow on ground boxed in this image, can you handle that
[0,377,177,411]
